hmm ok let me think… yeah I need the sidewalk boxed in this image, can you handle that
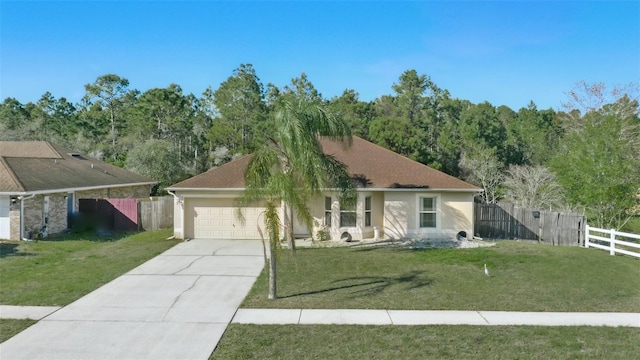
[3,305,638,327]
[233,309,640,327]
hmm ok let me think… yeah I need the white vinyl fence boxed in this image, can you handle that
[585,225,640,258]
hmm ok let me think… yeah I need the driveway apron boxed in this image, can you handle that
[0,239,265,360]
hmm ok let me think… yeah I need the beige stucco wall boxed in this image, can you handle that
[305,191,473,241]
[384,192,412,239]
[297,193,332,240]
[173,189,475,242]
[173,195,184,239]
[292,195,325,237]
[384,191,475,240]
[305,193,349,241]
[440,192,474,237]
[372,192,384,232]
[307,191,385,241]
[175,190,384,242]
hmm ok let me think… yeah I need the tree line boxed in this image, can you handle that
[1,65,638,229]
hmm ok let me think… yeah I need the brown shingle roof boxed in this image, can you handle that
[170,155,252,189]
[0,141,156,194]
[320,136,479,189]
[169,136,480,191]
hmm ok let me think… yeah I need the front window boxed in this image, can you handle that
[419,197,437,228]
[324,197,332,227]
[364,196,372,227]
[340,201,356,227]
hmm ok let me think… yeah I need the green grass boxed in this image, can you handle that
[211,324,640,360]
[0,229,179,306]
[0,319,36,343]
[622,216,640,234]
[242,241,640,312]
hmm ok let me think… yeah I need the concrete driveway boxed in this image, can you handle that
[0,239,264,360]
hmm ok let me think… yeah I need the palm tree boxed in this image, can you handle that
[237,97,356,299]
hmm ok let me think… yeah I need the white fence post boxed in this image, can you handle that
[585,225,590,248]
[610,228,616,256]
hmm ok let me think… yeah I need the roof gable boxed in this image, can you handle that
[0,141,61,159]
[0,141,156,194]
[169,136,480,191]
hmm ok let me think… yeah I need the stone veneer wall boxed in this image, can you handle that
[21,194,68,238]
[22,196,43,238]
[48,194,67,235]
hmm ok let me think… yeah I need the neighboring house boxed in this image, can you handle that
[0,141,156,240]
[168,136,482,242]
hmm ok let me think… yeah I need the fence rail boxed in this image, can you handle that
[585,226,640,258]
[474,203,585,246]
[76,196,173,232]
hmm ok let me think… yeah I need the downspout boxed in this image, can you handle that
[19,194,36,241]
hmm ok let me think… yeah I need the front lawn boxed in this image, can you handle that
[0,229,179,306]
[224,241,640,359]
[242,241,640,312]
[211,324,640,359]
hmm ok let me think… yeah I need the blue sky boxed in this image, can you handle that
[1,1,638,110]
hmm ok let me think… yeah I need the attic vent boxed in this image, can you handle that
[69,153,86,160]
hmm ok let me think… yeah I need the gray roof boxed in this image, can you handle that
[0,141,156,194]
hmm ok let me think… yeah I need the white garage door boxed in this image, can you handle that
[186,198,266,239]
[0,196,10,239]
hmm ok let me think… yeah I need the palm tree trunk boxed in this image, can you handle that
[283,203,296,252]
[265,200,279,300]
[268,241,277,300]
